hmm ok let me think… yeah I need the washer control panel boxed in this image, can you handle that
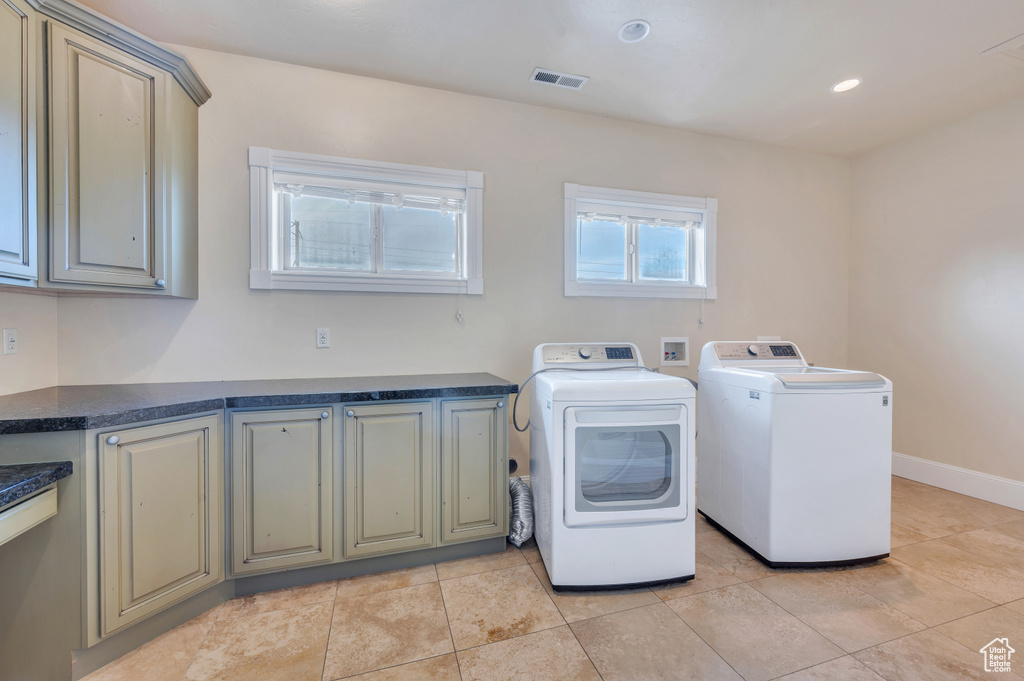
[714,342,802,361]
[541,343,638,364]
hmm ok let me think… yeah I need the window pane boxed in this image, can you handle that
[578,218,626,280]
[577,429,672,503]
[638,223,687,281]
[289,195,372,270]
[382,205,457,273]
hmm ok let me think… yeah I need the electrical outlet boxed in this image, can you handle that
[316,328,330,348]
[2,328,17,355]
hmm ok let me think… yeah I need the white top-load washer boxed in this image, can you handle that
[529,343,696,589]
[697,341,892,567]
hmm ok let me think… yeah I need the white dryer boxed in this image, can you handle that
[529,343,695,589]
[697,341,892,567]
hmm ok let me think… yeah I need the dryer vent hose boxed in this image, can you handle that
[508,476,534,547]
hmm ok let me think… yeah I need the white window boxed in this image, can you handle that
[564,183,717,299]
[249,147,483,294]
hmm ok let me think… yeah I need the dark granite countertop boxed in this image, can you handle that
[0,373,518,435]
[0,461,74,510]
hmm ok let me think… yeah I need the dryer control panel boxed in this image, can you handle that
[539,343,640,365]
[713,342,804,361]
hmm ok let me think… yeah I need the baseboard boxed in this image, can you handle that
[892,451,1024,511]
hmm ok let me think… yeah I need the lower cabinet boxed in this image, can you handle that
[97,415,223,638]
[441,398,509,543]
[344,401,434,557]
[230,408,334,575]
[82,394,509,645]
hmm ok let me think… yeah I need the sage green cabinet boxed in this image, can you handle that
[46,21,201,295]
[97,415,223,638]
[440,398,509,544]
[344,402,434,558]
[0,0,37,284]
[0,0,209,297]
[231,408,334,575]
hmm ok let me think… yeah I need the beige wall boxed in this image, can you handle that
[850,95,1024,483]
[0,291,57,395]
[44,48,852,457]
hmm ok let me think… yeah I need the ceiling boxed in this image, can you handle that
[76,0,1024,158]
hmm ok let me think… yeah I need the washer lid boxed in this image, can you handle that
[700,366,888,392]
[771,368,886,388]
[537,369,695,402]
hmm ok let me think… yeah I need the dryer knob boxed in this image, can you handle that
[747,344,760,356]
[578,346,593,359]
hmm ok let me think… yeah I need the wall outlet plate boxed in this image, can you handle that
[2,328,17,355]
[316,328,330,348]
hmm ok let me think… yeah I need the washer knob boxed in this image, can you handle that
[747,344,760,356]
[578,346,593,359]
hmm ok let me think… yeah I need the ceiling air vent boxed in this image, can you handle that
[531,68,589,91]
[983,32,1024,67]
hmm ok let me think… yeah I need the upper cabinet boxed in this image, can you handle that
[0,0,37,285]
[0,0,209,297]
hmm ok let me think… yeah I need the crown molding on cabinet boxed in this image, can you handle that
[25,0,211,106]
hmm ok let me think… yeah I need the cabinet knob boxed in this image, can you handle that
[106,435,120,445]
[321,411,330,420]
[497,401,504,408]
[346,410,355,417]
[154,279,166,288]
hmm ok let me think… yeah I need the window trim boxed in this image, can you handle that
[249,147,483,294]
[564,183,717,299]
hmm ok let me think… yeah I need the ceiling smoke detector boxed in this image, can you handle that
[530,68,590,91]
[618,20,651,43]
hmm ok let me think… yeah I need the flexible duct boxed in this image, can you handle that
[508,476,534,547]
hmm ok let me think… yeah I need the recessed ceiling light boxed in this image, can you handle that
[830,78,862,93]
[618,20,651,43]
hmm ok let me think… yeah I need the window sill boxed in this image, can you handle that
[564,281,716,300]
[250,270,482,295]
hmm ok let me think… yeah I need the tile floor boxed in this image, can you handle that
[83,476,1024,681]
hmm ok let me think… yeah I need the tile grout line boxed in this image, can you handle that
[891,538,1024,602]
[847,628,991,681]
[435,560,465,681]
[318,585,338,681]
[655,584,748,681]
[764,655,864,681]
[332,653,456,681]
[883,553,1005,609]
[176,603,225,681]
[565,620,608,681]
[746,571,931,654]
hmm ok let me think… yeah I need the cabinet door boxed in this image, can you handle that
[441,398,508,543]
[231,409,333,574]
[344,402,434,557]
[0,0,36,282]
[48,22,167,289]
[99,415,223,638]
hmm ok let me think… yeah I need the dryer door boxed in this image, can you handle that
[563,404,687,527]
